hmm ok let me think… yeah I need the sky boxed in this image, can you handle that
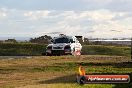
[0,0,132,39]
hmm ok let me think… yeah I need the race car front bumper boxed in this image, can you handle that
[52,50,71,55]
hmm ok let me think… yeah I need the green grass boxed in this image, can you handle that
[0,43,47,56]
[0,55,131,88]
[0,43,131,56]
[82,45,131,56]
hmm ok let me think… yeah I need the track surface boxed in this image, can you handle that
[0,55,131,88]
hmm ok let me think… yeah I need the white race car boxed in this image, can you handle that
[45,34,82,56]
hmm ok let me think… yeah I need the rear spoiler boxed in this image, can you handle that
[75,36,83,38]
[75,36,84,42]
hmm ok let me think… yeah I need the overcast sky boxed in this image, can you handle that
[0,0,132,38]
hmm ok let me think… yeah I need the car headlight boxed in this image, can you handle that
[64,45,71,49]
[47,46,52,50]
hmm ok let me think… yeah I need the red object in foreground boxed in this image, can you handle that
[77,66,130,84]
[75,50,81,56]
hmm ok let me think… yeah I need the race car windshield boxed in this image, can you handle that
[54,37,70,43]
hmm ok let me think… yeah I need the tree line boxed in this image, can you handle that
[1,35,131,46]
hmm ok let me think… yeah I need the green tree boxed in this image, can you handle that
[30,35,52,44]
